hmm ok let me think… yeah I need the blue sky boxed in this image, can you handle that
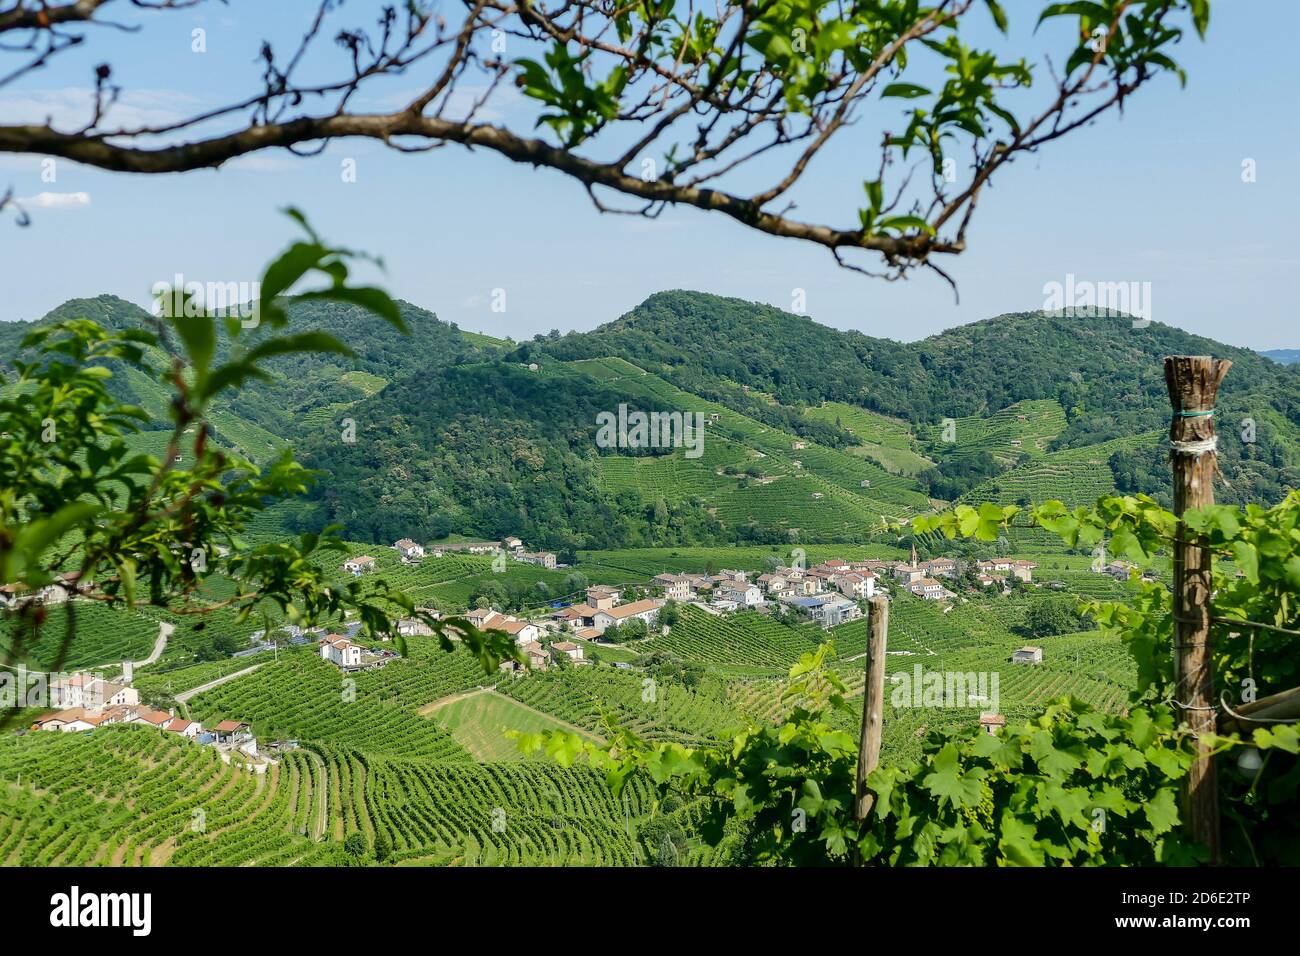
[1,1,1297,349]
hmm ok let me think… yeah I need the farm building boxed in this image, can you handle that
[320,635,366,667]
[551,641,583,661]
[585,586,622,610]
[784,595,861,628]
[394,538,425,562]
[342,556,376,576]
[592,599,665,634]
[979,713,1006,735]
[1012,646,1044,665]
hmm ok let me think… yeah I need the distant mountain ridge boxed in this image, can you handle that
[6,290,1297,549]
[1262,349,1300,366]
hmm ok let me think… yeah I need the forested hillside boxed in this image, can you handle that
[7,290,1296,548]
[524,291,1300,507]
[1,294,500,462]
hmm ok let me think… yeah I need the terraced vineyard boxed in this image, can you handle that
[958,432,1162,508]
[0,724,654,866]
[185,640,488,759]
[1,601,159,671]
[918,399,1068,467]
[655,606,826,669]
[426,689,597,760]
[568,357,930,533]
[134,656,274,703]
[498,666,745,747]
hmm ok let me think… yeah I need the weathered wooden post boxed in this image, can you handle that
[1163,355,1231,863]
[855,595,890,824]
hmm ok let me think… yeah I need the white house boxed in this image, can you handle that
[51,675,139,710]
[342,556,376,576]
[0,583,30,608]
[503,536,524,552]
[592,599,664,634]
[908,577,948,601]
[35,583,70,605]
[551,641,583,661]
[165,717,202,738]
[393,538,425,562]
[786,595,861,628]
[1012,646,1044,665]
[397,617,434,637]
[320,635,365,667]
[836,572,876,600]
[654,574,693,601]
[34,708,106,732]
[714,583,762,608]
[501,620,542,646]
[517,551,557,569]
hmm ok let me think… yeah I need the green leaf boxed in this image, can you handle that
[172,313,216,379]
[296,287,406,333]
[881,83,930,99]
[1144,787,1179,835]
[874,215,936,236]
[983,0,1009,33]
[921,744,984,808]
[1231,541,1259,585]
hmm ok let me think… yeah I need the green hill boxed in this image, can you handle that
[523,290,1300,508]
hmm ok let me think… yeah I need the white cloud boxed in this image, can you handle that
[17,191,91,209]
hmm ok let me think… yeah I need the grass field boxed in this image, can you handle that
[426,689,598,760]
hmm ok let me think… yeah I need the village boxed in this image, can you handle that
[29,672,267,764]
[323,535,1060,675]
[15,538,1067,750]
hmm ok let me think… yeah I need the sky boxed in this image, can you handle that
[1,1,1297,349]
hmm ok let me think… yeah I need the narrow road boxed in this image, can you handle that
[175,663,264,704]
[99,620,173,681]
[417,684,498,715]
[136,621,173,668]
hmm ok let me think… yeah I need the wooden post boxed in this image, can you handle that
[1163,355,1231,864]
[855,595,890,823]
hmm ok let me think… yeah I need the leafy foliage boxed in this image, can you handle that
[0,210,516,727]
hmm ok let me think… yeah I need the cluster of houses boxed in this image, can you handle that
[516,548,1044,635]
[549,586,667,640]
[461,607,586,673]
[971,558,1039,587]
[0,572,88,609]
[31,673,254,753]
[340,536,559,576]
[1094,559,1159,583]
